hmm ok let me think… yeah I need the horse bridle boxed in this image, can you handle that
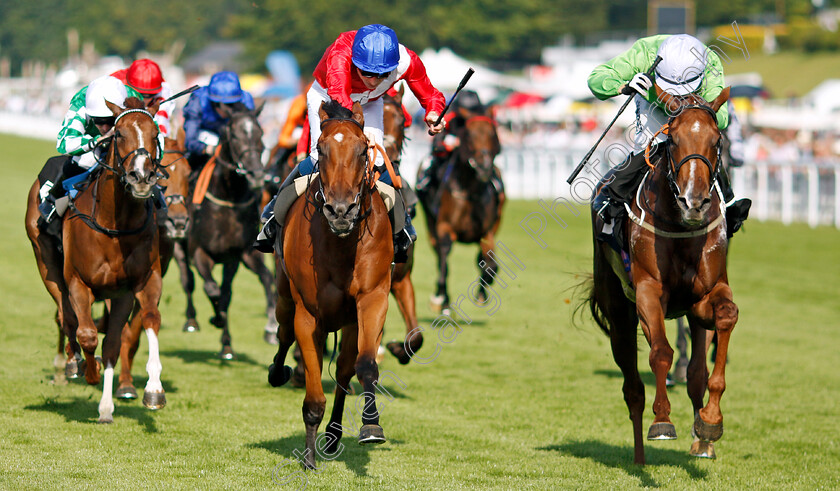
[94,108,166,180]
[309,117,374,228]
[663,103,722,195]
[216,115,264,178]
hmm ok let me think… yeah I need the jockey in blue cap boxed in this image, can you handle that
[254,24,446,260]
[182,71,256,170]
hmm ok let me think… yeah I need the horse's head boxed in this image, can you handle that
[317,100,369,237]
[456,115,500,183]
[382,85,406,164]
[655,86,730,225]
[158,138,190,239]
[106,97,161,199]
[218,102,266,190]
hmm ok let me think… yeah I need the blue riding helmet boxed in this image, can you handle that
[208,71,244,103]
[352,24,399,74]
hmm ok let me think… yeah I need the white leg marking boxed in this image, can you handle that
[145,328,164,393]
[99,366,115,423]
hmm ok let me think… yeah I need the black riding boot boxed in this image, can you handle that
[592,148,656,224]
[39,158,81,224]
[254,165,303,253]
[717,165,752,237]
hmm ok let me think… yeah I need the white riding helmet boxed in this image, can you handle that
[655,34,708,96]
[85,75,128,118]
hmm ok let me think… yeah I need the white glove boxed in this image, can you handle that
[363,127,378,147]
[622,72,653,96]
[197,130,220,147]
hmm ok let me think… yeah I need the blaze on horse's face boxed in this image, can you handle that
[221,104,266,190]
[106,99,161,199]
[458,116,500,183]
[655,86,730,226]
[317,101,368,238]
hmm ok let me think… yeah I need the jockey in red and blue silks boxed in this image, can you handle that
[182,71,255,167]
[255,24,446,258]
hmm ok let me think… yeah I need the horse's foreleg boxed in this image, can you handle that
[117,302,143,400]
[692,283,737,444]
[61,291,82,379]
[476,234,497,302]
[173,240,199,332]
[635,279,676,440]
[295,306,326,470]
[216,260,241,359]
[432,228,454,313]
[98,294,134,423]
[686,316,716,458]
[135,272,165,410]
[387,271,421,364]
[324,326,360,456]
[355,289,388,446]
[66,276,99,386]
[241,248,278,343]
[193,248,223,326]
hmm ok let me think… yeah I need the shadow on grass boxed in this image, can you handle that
[162,349,263,367]
[251,430,400,479]
[538,440,708,486]
[25,396,161,432]
[271,378,412,401]
[416,315,488,327]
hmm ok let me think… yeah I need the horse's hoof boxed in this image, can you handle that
[358,424,386,445]
[647,422,677,440]
[263,330,279,345]
[268,364,293,387]
[386,341,412,365]
[143,391,166,410]
[65,359,80,379]
[441,307,452,317]
[116,385,138,400]
[98,416,113,424]
[182,319,200,332]
[219,347,235,360]
[429,294,444,313]
[690,438,716,459]
[666,374,675,388]
[694,415,723,442]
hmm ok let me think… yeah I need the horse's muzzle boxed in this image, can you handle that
[323,200,359,237]
[677,193,712,225]
[125,170,158,199]
[165,214,189,239]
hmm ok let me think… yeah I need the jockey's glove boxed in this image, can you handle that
[621,72,653,96]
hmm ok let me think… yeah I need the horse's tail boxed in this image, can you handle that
[574,213,614,337]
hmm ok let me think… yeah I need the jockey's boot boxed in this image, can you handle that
[393,212,416,264]
[38,170,70,224]
[593,147,656,224]
[254,164,303,253]
[717,165,752,237]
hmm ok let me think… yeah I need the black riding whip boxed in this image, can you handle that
[428,68,475,135]
[566,56,662,184]
[161,85,200,104]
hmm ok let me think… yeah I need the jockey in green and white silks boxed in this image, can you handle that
[587,34,750,238]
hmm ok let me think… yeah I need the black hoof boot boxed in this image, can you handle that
[268,364,293,387]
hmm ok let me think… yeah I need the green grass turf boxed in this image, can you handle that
[0,132,838,489]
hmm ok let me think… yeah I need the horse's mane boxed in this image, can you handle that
[323,99,353,120]
[124,97,145,110]
[226,101,252,114]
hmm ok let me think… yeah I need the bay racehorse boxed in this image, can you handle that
[418,114,504,315]
[587,86,737,464]
[381,87,423,363]
[115,137,191,399]
[268,100,393,469]
[181,103,276,358]
[26,97,166,423]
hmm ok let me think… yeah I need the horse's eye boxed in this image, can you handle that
[114,130,122,139]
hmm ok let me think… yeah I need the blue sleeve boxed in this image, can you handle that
[183,92,206,156]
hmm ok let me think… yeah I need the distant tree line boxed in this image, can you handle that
[0,0,833,76]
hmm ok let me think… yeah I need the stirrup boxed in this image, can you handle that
[253,218,277,253]
[39,199,57,223]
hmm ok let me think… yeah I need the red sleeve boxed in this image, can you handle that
[312,31,356,109]
[400,49,445,118]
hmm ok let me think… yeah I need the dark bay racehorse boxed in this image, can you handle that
[26,97,166,422]
[183,103,274,359]
[268,100,393,469]
[381,87,423,363]
[419,114,504,315]
[588,86,737,464]
[116,137,191,399]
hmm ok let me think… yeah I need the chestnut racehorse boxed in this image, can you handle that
[381,87,423,363]
[268,100,392,469]
[419,114,504,314]
[116,137,191,399]
[26,97,166,423]
[588,86,737,464]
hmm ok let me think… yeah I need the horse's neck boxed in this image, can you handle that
[640,166,681,223]
[211,144,249,198]
[92,170,145,226]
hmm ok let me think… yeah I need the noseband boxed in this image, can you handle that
[95,108,165,179]
[217,116,264,178]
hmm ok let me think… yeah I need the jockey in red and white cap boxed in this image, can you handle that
[112,59,175,137]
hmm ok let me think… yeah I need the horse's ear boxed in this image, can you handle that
[106,100,123,117]
[147,99,160,117]
[351,101,365,127]
[653,84,681,114]
[710,87,730,113]
[395,83,404,104]
[254,100,266,118]
[318,101,329,122]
